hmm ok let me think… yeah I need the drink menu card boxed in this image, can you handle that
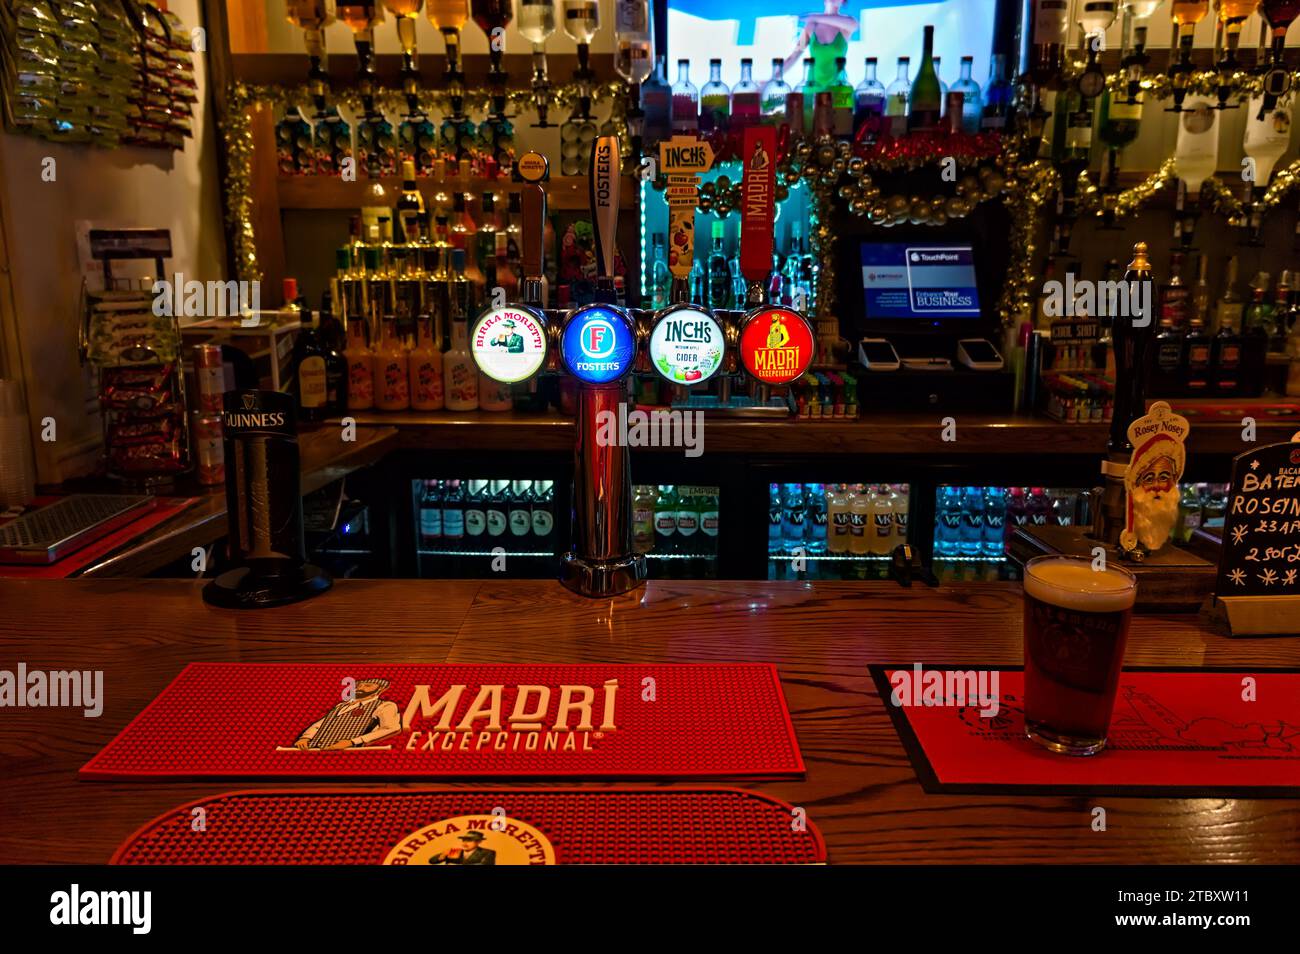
[1215,438,1300,599]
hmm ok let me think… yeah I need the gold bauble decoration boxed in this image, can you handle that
[715,174,731,191]
[838,184,855,201]
[871,202,889,221]
[850,196,870,215]
[946,195,971,218]
[775,184,790,202]
[848,157,865,178]
[885,194,909,217]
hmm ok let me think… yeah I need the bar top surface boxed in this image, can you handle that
[1,578,1296,864]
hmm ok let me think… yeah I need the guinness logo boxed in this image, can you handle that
[242,393,256,410]
[384,815,557,865]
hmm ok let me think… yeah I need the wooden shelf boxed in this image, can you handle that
[232,52,621,91]
[277,174,638,212]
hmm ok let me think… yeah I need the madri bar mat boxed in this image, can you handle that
[82,663,804,780]
[871,666,1300,796]
[111,788,827,865]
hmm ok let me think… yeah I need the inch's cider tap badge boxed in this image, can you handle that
[1122,401,1190,554]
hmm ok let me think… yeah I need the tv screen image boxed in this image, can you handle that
[860,243,981,319]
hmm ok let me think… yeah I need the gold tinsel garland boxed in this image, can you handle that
[1200,156,1300,218]
[996,160,1057,329]
[224,79,629,283]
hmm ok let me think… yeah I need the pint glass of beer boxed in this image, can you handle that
[1022,556,1137,756]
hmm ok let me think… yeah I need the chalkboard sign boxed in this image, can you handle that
[1216,438,1300,598]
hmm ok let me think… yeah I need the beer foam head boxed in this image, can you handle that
[1024,557,1137,613]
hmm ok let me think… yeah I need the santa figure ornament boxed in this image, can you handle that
[1121,401,1191,555]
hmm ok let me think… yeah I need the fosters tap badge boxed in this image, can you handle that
[739,306,815,385]
[471,306,548,383]
[561,304,637,384]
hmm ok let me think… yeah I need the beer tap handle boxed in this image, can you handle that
[521,184,546,289]
[589,135,620,303]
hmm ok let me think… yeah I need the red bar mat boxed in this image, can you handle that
[0,496,200,579]
[871,667,1300,797]
[82,663,804,780]
[111,788,827,865]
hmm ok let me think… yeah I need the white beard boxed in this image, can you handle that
[1132,486,1180,551]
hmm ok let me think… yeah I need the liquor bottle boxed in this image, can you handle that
[561,0,599,44]
[934,486,961,557]
[1170,2,1210,63]
[670,59,698,133]
[419,480,444,548]
[1079,1,1119,42]
[373,317,410,410]
[1189,254,1212,328]
[853,57,886,141]
[614,0,653,85]
[1173,482,1204,544]
[1261,0,1300,66]
[1211,271,1244,394]
[908,26,942,132]
[1097,83,1142,178]
[471,0,514,68]
[768,483,782,550]
[1214,255,1244,332]
[344,315,375,410]
[476,192,497,277]
[641,55,672,142]
[443,318,478,409]
[804,483,827,554]
[633,484,655,553]
[509,479,534,550]
[1182,312,1212,393]
[1051,78,1095,169]
[1029,0,1071,86]
[848,485,871,555]
[812,90,835,138]
[700,58,730,133]
[408,314,444,409]
[982,486,1005,557]
[868,485,894,556]
[463,478,488,548]
[731,58,762,129]
[980,54,1012,131]
[655,485,679,554]
[781,483,806,552]
[1217,0,1260,64]
[395,159,425,243]
[650,234,670,309]
[1158,252,1190,328]
[428,0,470,59]
[1150,313,1186,396]
[707,220,730,310]
[518,0,557,43]
[293,308,330,422]
[531,480,555,552]
[1243,277,1273,388]
[958,486,984,558]
[484,478,509,545]
[1242,93,1291,191]
[1173,97,1220,197]
[441,478,465,551]
[825,485,850,554]
[761,58,791,119]
[320,293,348,412]
[885,57,911,138]
[932,56,949,112]
[952,56,982,135]
[829,57,854,138]
[795,57,816,130]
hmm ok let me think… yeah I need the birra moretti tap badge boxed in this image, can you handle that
[471,306,548,383]
[739,306,814,384]
[561,304,636,384]
[649,306,724,385]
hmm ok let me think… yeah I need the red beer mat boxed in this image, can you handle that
[871,667,1300,796]
[82,663,804,780]
[112,788,827,865]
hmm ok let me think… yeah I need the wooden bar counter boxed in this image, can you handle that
[2,577,1297,865]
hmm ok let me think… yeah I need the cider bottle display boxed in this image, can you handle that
[344,316,376,411]
[408,315,444,410]
[374,317,411,410]
[443,318,479,410]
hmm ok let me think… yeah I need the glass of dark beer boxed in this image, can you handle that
[1022,556,1137,756]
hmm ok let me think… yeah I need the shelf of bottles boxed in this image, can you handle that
[766,483,909,582]
[414,477,560,577]
[632,485,720,580]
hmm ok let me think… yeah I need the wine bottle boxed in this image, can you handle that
[908,28,941,132]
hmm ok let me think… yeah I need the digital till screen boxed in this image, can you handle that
[860,243,981,319]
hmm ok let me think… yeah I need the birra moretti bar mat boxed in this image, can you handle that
[82,662,804,779]
[871,667,1300,796]
[112,788,826,865]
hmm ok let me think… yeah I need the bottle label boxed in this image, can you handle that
[677,512,699,536]
[412,358,443,406]
[487,509,508,537]
[832,511,851,535]
[510,508,531,535]
[656,513,677,534]
[465,508,486,536]
[442,510,464,537]
[348,357,374,406]
[849,511,867,536]
[380,359,409,406]
[1033,1,1070,44]
[873,512,893,537]
[420,508,442,538]
[532,509,554,537]
[299,356,327,408]
[701,512,719,536]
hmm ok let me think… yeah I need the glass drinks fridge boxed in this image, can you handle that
[1022,555,1138,755]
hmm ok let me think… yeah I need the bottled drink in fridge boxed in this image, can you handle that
[656,485,679,553]
[486,478,510,544]
[868,485,894,556]
[805,483,827,553]
[531,479,555,552]
[781,483,806,552]
[891,484,909,546]
[698,488,719,557]
[959,486,984,558]
[1005,486,1028,540]
[826,484,850,554]
[419,480,444,547]
[849,485,872,555]
[935,486,962,557]
[1027,487,1051,528]
[442,478,465,551]
[1050,489,1075,527]
[633,484,656,554]
[768,483,782,549]
[676,488,700,553]
[509,479,534,550]
[982,486,1005,558]
[463,478,489,547]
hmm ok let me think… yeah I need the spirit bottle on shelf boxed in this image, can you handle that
[700,58,731,133]
[885,56,911,137]
[1098,82,1142,188]
[614,0,653,84]
[731,58,762,129]
[854,57,886,141]
[472,0,514,77]
[1216,0,1260,67]
[707,220,730,310]
[909,28,941,133]
[795,57,817,131]
[427,0,469,106]
[829,57,854,138]
[395,159,426,243]
[1028,0,1071,87]
[517,0,557,125]
[286,0,336,111]
[1173,96,1221,198]
[762,58,791,120]
[1168,1,1209,109]
[344,311,375,411]
[650,234,670,309]
[980,54,1012,131]
[1260,0,1300,64]
[642,54,673,141]
[562,0,600,90]
[409,314,445,410]
[952,56,982,134]
[671,59,699,133]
